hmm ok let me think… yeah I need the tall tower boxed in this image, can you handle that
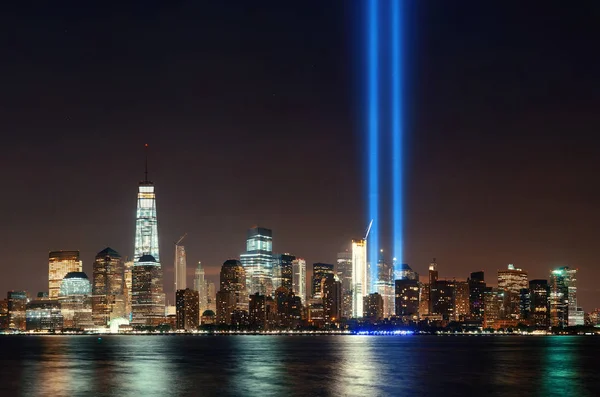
[336,251,352,319]
[194,261,207,314]
[292,258,307,304]
[351,238,367,318]
[240,227,273,296]
[92,247,125,326]
[174,236,187,293]
[48,251,82,299]
[133,144,160,263]
[131,145,165,326]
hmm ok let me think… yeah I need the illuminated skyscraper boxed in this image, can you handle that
[364,292,384,322]
[48,251,82,299]
[468,271,486,321]
[454,281,470,320]
[273,254,295,291]
[7,291,28,331]
[216,260,248,325]
[292,258,307,304]
[322,274,342,325]
[92,247,125,326]
[529,279,550,328]
[131,255,165,326]
[336,251,353,319]
[133,146,160,263]
[497,264,528,320]
[312,263,334,298]
[240,227,273,296]
[124,260,134,319]
[59,272,93,329]
[174,240,187,292]
[549,266,579,328]
[428,259,438,315]
[396,263,418,281]
[395,279,419,319]
[176,288,199,331]
[194,262,208,315]
[375,250,394,318]
[352,239,367,318]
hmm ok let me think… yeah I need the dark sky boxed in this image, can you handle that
[1,2,599,309]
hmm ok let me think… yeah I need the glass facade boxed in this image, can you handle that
[48,251,82,299]
[351,239,367,318]
[59,272,93,329]
[134,184,160,263]
[497,264,528,320]
[312,263,334,298]
[292,258,307,305]
[336,252,353,319]
[131,255,166,327]
[92,247,125,326]
[240,227,273,296]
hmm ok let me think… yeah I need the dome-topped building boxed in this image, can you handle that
[59,272,92,297]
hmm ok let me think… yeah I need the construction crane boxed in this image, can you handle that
[364,219,373,240]
[175,233,187,246]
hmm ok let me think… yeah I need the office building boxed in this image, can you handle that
[92,247,125,326]
[396,263,418,281]
[375,250,395,318]
[364,292,384,322]
[498,264,528,320]
[549,266,580,328]
[351,238,367,318]
[468,271,486,321]
[431,280,455,320]
[133,149,160,263]
[131,255,166,327]
[59,272,93,329]
[273,253,295,292]
[428,259,438,315]
[207,281,216,313]
[240,227,273,296]
[312,263,335,298]
[174,243,187,292]
[124,260,134,319]
[454,281,470,320]
[336,251,353,319]
[292,258,307,304]
[176,288,199,331]
[248,293,267,329]
[322,274,342,325]
[194,262,208,315]
[216,260,248,325]
[529,279,549,328]
[7,291,28,331]
[26,299,62,331]
[48,251,82,299]
[395,279,419,319]
[483,287,501,329]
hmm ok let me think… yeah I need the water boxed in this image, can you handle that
[0,335,598,396]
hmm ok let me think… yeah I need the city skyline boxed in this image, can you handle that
[1,2,598,311]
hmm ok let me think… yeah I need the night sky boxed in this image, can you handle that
[1,2,599,309]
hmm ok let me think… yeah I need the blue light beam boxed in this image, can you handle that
[368,0,379,293]
[392,0,404,275]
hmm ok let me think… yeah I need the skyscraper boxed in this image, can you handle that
[59,272,93,329]
[131,255,165,327]
[312,263,335,298]
[396,263,418,281]
[7,291,28,331]
[454,281,470,320]
[322,274,342,325]
[240,227,273,296]
[497,264,528,320]
[336,251,353,319]
[92,247,125,326]
[134,146,160,263]
[549,266,579,328]
[194,262,208,315]
[529,279,550,328]
[292,258,307,304]
[428,259,438,315]
[375,250,394,318]
[273,253,295,292]
[176,288,199,331]
[48,251,82,299]
[395,279,419,319]
[364,292,384,322]
[351,238,367,318]
[174,239,187,292]
[124,260,134,320]
[216,260,248,325]
[468,271,486,321]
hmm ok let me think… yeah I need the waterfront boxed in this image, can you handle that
[0,336,599,396]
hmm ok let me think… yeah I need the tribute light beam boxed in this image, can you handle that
[367,0,379,294]
[392,0,404,275]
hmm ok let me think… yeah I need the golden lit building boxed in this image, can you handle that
[49,251,82,299]
[92,247,125,326]
[498,264,528,320]
[176,288,199,331]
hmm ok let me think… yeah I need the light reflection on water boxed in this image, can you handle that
[1,335,599,396]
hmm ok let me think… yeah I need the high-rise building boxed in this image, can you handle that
[312,263,335,298]
[0,299,8,329]
[216,260,248,325]
[468,271,486,321]
[248,293,267,329]
[549,266,579,328]
[454,281,470,320]
[336,251,353,319]
[26,299,62,331]
[497,264,528,320]
[322,274,342,325]
[124,260,134,320]
[395,279,419,319]
[483,287,501,329]
[428,259,438,315]
[7,291,28,330]
[418,282,430,317]
[48,251,82,299]
[431,280,455,320]
[176,288,199,331]
[292,258,307,304]
[351,239,367,318]
[174,242,187,292]
[133,148,160,264]
[194,262,208,316]
[529,279,549,328]
[92,247,125,326]
[240,227,273,296]
[375,250,394,318]
[59,272,93,329]
[131,255,165,327]
[273,254,295,292]
[364,292,384,322]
